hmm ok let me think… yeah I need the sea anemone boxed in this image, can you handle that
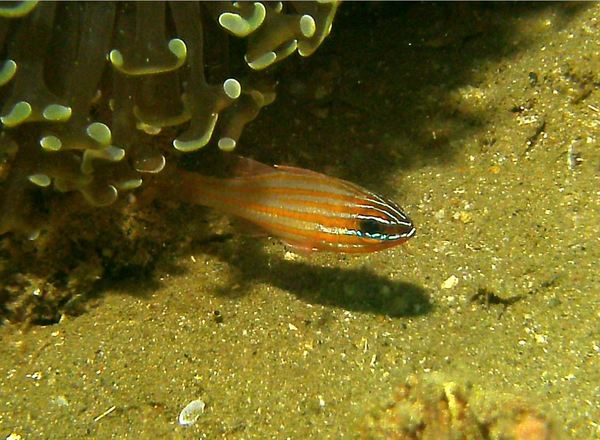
[0,0,339,237]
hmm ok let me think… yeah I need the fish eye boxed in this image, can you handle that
[358,218,385,237]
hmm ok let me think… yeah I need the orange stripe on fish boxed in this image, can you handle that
[171,156,416,253]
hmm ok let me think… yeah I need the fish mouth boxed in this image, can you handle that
[386,224,415,243]
[394,224,416,242]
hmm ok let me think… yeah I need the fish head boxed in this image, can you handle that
[352,197,416,251]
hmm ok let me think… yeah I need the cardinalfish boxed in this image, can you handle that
[172,157,416,253]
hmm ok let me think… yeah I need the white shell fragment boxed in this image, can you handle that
[178,399,206,427]
[441,275,459,289]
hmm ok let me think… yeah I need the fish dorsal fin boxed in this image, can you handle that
[276,164,360,192]
[273,164,328,178]
[232,155,278,176]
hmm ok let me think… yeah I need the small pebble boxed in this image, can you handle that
[178,399,206,427]
[458,211,472,224]
[283,251,298,261]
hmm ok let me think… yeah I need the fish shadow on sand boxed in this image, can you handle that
[198,236,431,318]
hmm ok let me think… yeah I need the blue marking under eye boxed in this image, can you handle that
[342,228,403,241]
[355,230,391,240]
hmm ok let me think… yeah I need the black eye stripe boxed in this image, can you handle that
[358,217,385,235]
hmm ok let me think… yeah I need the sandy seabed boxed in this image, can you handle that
[1,3,598,439]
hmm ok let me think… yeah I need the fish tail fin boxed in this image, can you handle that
[149,167,220,208]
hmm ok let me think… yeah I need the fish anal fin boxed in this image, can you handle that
[282,239,318,255]
[232,218,317,254]
[231,217,269,238]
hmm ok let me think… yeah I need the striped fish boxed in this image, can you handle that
[174,157,416,253]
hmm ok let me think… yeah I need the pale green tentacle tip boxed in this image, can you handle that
[136,121,162,135]
[0,60,17,87]
[134,154,166,173]
[108,49,124,69]
[81,146,125,174]
[277,40,298,61]
[28,229,40,241]
[1,101,32,127]
[111,40,185,74]
[0,0,38,18]
[218,137,236,152]
[168,38,187,62]
[82,185,118,207]
[116,178,143,190]
[219,2,266,37]
[252,0,267,20]
[219,12,247,36]
[223,78,241,100]
[86,122,112,145]
[245,51,277,70]
[105,146,125,161]
[173,113,218,152]
[39,135,62,151]
[300,15,316,38]
[102,186,119,206]
[43,104,72,122]
[28,173,51,187]
[298,40,318,57]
